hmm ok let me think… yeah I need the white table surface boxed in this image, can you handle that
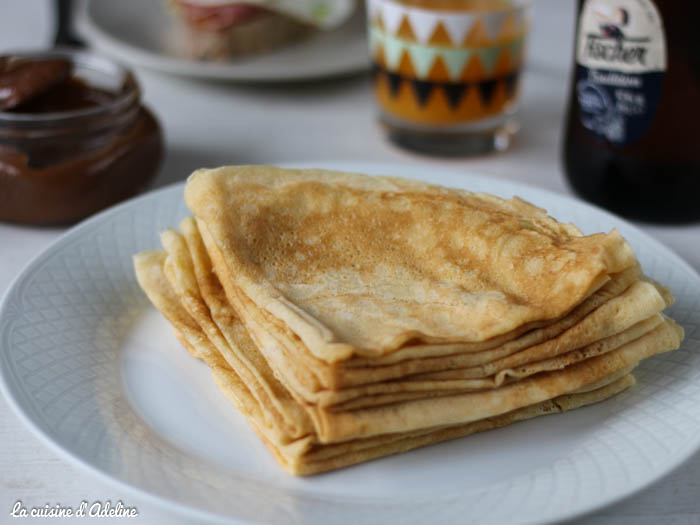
[1,1,699,524]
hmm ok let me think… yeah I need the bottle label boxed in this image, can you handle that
[575,0,666,145]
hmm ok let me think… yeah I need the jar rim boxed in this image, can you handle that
[0,47,139,125]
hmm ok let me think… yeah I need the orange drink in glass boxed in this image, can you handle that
[367,0,531,155]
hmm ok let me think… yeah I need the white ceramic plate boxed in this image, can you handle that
[75,0,369,82]
[2,162,700,525]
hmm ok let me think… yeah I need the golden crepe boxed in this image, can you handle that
[161,226,312,438]
[134,249,643,474]
[156,226,680,443]
[168,219,668,413]
[184,166,638,362]
[133,165,685,475]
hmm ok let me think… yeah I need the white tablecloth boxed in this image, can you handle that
[1,1,698,523]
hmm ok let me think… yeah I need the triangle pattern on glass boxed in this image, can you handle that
[375,41,387,68]
[380,2,406,35]
[397,49,417,77]
[464,19,490,46]
[427,55,451,83]
[460,53,485,82]
[475,47,502,75]
[504,72,520,98]
[514,8,530,34]
[368,27,380,57]
[477,79,499,106]
[428,22,453,46]
[442,48,472,82]
[492,47,512,75]
[443,83,468,110]
[499,13,520,40]
[405,9,443,44]
[482,11,507,41]
[441,13,476,47]
[367,0,382,24]
[383,34,405,70]
[387,71,403,96]
[411,80,435,107]
[397,16,417,40]
[508,39,523,63]
[407,44,439,79]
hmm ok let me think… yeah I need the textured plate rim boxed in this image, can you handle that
[75,0,370,83]
[1,160,699,525]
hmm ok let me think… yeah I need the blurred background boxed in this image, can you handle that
[0,0,576,191]
[1,1,699,524]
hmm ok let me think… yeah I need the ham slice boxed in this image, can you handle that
[176,3,269,31]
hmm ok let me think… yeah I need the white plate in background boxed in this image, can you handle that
[76,0,369,82]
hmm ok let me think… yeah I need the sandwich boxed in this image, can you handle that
[168,0,356,60]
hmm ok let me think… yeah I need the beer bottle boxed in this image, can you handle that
[563,0,700,223]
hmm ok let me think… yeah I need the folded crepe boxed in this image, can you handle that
[184,167,639,362]
[134,165,684,475]
[134,249,645,474]
[165,219,668,412]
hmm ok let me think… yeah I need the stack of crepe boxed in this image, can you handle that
[134,166,684,475]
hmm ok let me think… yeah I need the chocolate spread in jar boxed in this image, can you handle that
[0,54,163,225]
[0,57,71,110]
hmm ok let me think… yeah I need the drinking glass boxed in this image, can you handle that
[367,0,531,155]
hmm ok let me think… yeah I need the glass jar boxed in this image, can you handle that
[0,49,163,225]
